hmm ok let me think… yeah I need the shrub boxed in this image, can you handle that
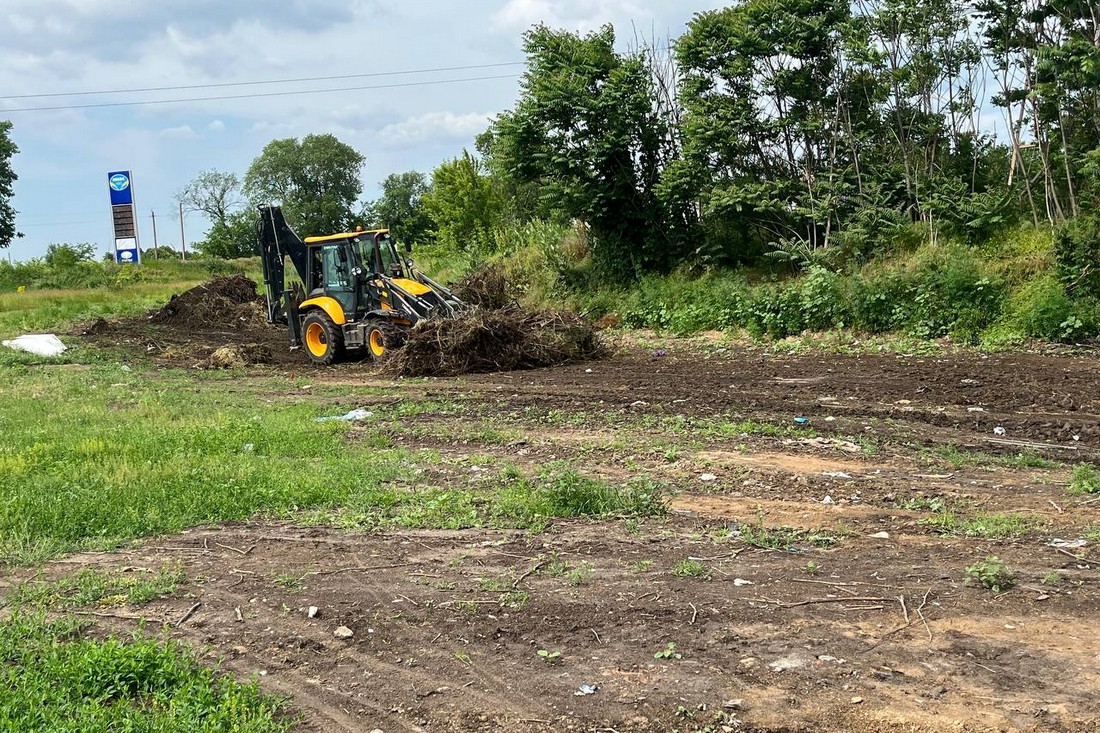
[1053,216,1100,298]
[965,556,1015,591]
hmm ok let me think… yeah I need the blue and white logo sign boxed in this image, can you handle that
[107,169,134,206]
[114,237,139,265]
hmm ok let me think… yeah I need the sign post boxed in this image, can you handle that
[107,170,140,264]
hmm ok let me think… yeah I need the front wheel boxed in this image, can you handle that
[366,319,403,362]
[302,312,344,365]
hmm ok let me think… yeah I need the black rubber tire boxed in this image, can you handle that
[366,319,407,362]
[301,311,345,366]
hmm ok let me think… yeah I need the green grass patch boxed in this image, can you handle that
[0,612,292,732]
[920,511,1041,539]
[6,566,185,610]
[738,520,840,550]
[0,366,408,564]
[1069,464,1100,494]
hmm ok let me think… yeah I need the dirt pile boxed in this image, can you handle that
[149,275,264,330]
[391,307,602,377]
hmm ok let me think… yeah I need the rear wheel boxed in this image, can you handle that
[302,312,344,365]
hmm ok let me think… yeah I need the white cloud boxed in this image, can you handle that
[159,125,197,139]
[377,111,493,149]
[207,120,225,133]
[491,0,649,35]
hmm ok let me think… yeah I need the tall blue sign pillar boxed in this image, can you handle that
[107,170,140,264]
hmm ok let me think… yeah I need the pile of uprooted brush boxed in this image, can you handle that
[391,306,602,377]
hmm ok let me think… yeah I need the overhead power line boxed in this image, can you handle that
[1,74,522,113]
[0,61,525,100]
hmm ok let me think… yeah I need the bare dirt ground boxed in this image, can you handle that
[28,314,1100,732]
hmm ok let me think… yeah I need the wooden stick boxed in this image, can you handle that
[689,602,698,625]
[916,588,933,642]
[215,541,255,556]
[175,602,201,627]
[309,563,414,576]
[778,596,892,608]
[899,595,910,625]
[513,561,547,588]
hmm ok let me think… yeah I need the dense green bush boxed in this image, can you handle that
[1053,216,1100,299]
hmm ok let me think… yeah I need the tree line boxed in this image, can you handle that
[3,0,1097,290]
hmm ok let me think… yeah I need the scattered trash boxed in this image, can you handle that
[851,696,864,705]
[575,683,599,696]
[794,417,809,425]
[869,531,891,540]
[333,626,354,639]
[822,495,835,505]
[817,655,846,664]
[315,409,374,423]
[723,699,744,710]
[967,407,985,413]
[732,578,753,587]
[652,349,666,358]
[120,364,132,372]
[699,473,718,482]
[1048,538,1087,549]
[307,606,320,619]
[585,368,593,373]
[242,443,254,453]
[822,471,852,479]
[824,416,836,422]
[993,426,1007,436]
[630,400,649,408]
[1,334,66,357]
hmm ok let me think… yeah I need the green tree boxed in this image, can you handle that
[196,210,258,259]
[490,25,675,277]
[0,121,20,249]
[243,134,365,237]
[177,169,242,229]
[364,171,433,245]
[422,151,504,252]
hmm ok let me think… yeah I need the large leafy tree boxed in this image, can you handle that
[0,121,20,249]
[177,169,256,258]
[364,171,433,245]
[243,134,365,237]
[422,151,505,252]
[491,24,675,277]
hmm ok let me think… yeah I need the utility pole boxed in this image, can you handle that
[178,202,187,261]
[150,209,159,260]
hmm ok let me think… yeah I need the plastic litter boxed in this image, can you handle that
[732,578,753,587]
[993,426,1007,436]
[1048,538,1087,549]
[822,471,852,479]
[575,683,599,696]
[1,334,66,357]
[652,349,666,358]
[699,473,718,482]
[822,495,835,505]
[869,531,891,540]
[314,409,374,423]
[794,417,809,425]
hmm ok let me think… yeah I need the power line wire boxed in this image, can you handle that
[1,73,521,113]
[0,61,525,100]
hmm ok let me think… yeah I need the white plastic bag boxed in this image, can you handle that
[1,334,67,357]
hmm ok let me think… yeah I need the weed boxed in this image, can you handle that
[273,573,303,591]
[654,642,682,660]
[454,651,473,666]
[454,600,479,615]
[499,591,529,609]
[1041,572,1062,586]
[477,577,507,592]
[921,511,1040,539]
[0,611,291,731]
[1069,464,1100,494]
[630,559,654,572]
[672,559,711,580]
[898,497,949,513]
[804,561,820,575]
[739,521,802,550]
[543,553,569,577]
[536,649,561,663]
[624,518,641,534]
[9,566,185,609]
[965,556,1016,591]
[566,564,594,586]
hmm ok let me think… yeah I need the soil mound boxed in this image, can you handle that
[149,275,264,330]
[391,307,603,377]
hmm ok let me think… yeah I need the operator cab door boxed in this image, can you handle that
[313,242,356,316]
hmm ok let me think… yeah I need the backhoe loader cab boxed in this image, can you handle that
[258,205,464,365]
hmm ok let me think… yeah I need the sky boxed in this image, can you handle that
[0,0,729,262]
